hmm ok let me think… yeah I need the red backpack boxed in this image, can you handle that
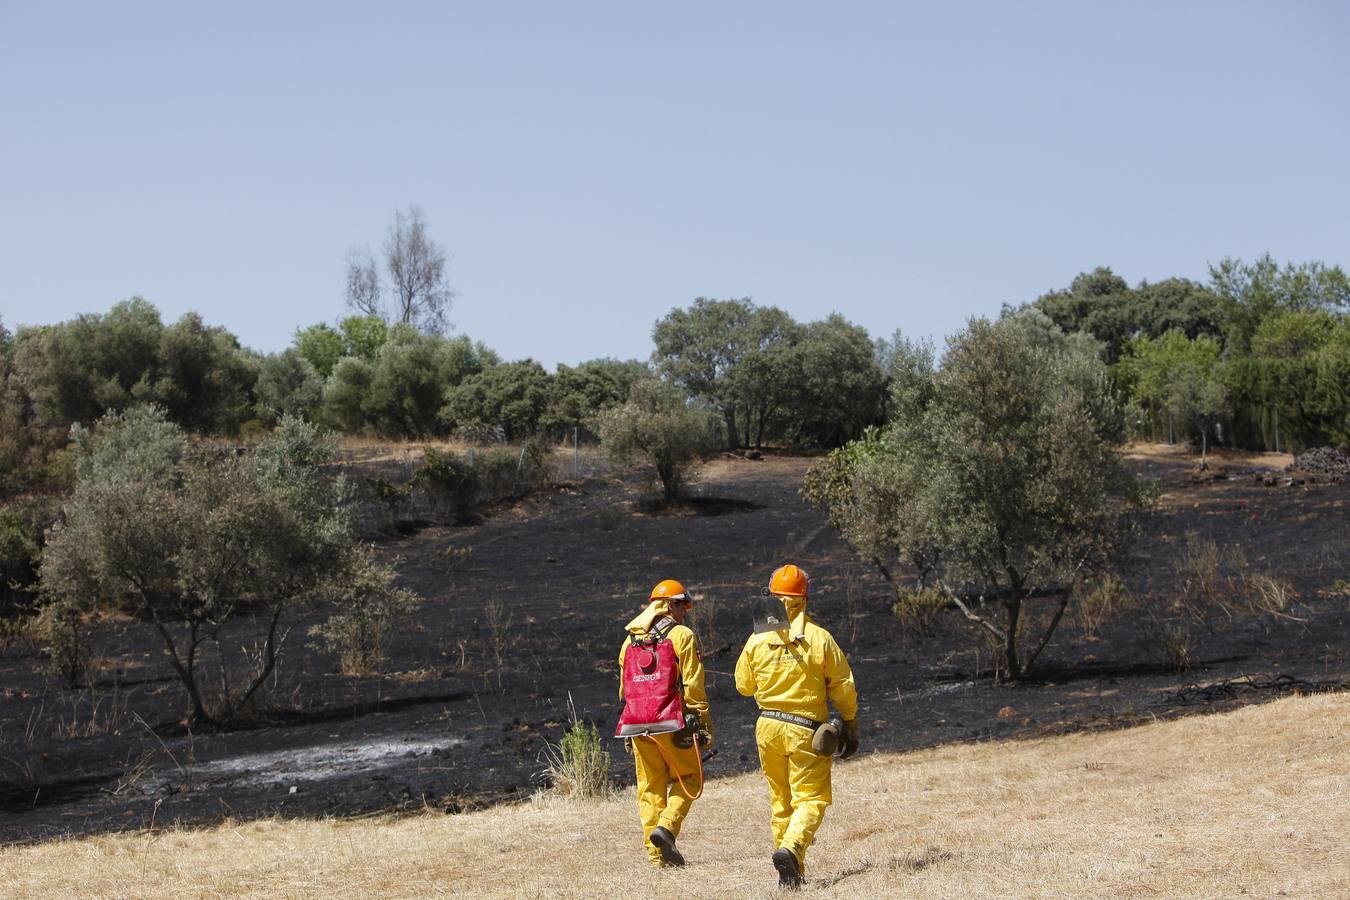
[615,618,686,737]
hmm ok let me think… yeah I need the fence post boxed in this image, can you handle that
[573,426,579,479]
[514,440,528,492]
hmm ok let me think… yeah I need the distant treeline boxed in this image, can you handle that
[1025,255,1350,453]
[0,298,894,496]
[2,251,1346,495]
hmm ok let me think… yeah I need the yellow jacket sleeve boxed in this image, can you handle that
[617,640,628,701]
[823,633,859,721]
[734,639,758,697]
[670,625,711,735]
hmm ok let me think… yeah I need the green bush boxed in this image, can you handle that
[308,545,420,675]
[414,448,480,522]
[891,587,948,636]
[0,502,45,612]
[38,410,394,726]
[412,444,554,524]
[597,379,722,502]
[542,714,613,800]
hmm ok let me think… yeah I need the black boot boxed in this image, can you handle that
[772,847,803,888]
[650,826,685,867]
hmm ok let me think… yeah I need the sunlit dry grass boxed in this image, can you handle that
[5,694,1346,898]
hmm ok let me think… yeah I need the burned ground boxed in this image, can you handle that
[1,446,1347,844]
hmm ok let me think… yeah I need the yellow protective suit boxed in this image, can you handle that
[735,596,857,873]
[618,600,712,867]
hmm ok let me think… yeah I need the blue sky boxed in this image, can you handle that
[3,2,1347,368]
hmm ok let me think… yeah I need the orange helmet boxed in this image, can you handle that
[769,564,810,598]
[649,579,691,604]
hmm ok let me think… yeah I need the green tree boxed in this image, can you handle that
[339,315,389,362]
[1227,310,1346,452]
[1134,278,1227,343]
[13,298,164,426]
[323,356,376,433]
[596,379,723,502]
[652,297,760,447]
[544,358,648,441]
[1308,321,1350,446]
[294,323,346,377]
[1032,267,1135,363]
[1210,254,1350,354]
[364,325,458,437]
[40,410,411,725]
[807,319,1139,680]
[255,349,324,424]
[442,360,554,440]
[1117,330,1226,450]
[787,314,886,447]
[153,312,256,433]
[727,306,799,448]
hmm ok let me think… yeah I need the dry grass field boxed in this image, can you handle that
[4,692,1345,899]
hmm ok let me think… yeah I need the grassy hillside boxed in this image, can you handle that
[5,692,1346,898]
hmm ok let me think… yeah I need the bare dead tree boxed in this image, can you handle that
[345,247,384,319]
[385,206,453,334]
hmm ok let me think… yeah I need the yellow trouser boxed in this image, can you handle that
[633,733,702,867]
[755,716,832,871]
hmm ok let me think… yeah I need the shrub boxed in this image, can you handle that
[1245,575,1299,619]
[688,592,720,656]
[38,409,398,726]
[1077,574,1127,638]
[1174,532,1247,622]
[32,599,86,687]
[1158,622,1195,672]
[596,379,722,503]
[309,545,420,675]
[807,318,1143,679]
[0,501,47,613]
[414,448,479,520]
[541,706,613,800]
[891,587,948,636]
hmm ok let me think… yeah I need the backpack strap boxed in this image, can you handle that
[627,615,677,649]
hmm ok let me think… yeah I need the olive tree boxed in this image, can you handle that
[806,319,1141,679]
[40,408,413,725]
[596,379,723,502]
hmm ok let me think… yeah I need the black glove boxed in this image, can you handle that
[838,718,860,759]
[673,712,702,749]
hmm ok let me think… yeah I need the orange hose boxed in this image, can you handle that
[638,732,705,800]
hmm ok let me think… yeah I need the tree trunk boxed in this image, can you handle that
[1022,594,1071,675]
[152,617,212,726]
[1002,597,1022,680]
[236,608,287,712]
[656,462,678,502]
[1002,567,1025,680]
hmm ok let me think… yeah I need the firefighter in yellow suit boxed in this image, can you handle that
[736,564,859,888]
[618,579,712,867]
